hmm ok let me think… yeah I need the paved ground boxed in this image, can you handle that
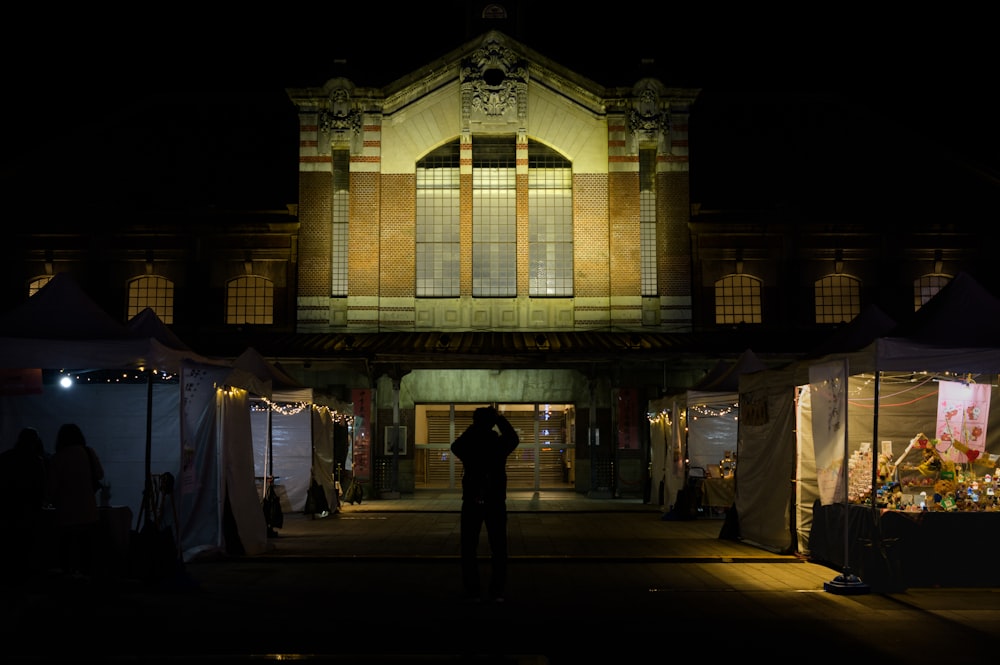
[3,492,998,664]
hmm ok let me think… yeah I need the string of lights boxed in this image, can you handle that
[250,397,353,425]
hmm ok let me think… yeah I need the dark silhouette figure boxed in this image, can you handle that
[0,427,49,582]
[45,423,104,578]
[451,406,519,602]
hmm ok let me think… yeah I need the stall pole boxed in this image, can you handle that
[824,357,870,595]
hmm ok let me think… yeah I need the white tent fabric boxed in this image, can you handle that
[0,382,182,521]
[252,402,313,513]
[647,395,685,510]
[685,390,740,474]
[647,350,765,511]
[239,347,350,516]
[178,364,268,560]
[0,274,268,561]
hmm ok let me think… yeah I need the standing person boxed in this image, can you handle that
[46,423,104,578]
[451,405,519,603]
[0,427,49,584]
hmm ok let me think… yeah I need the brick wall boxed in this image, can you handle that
[298,171,331,297]
[380,174,415,297]
[348,172,380,298]
[573,173,610,299]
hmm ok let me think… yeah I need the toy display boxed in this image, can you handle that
[862,432,1000,512]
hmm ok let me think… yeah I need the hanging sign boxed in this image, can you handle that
[936,380,990,465]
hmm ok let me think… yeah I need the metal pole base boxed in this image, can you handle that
[824,572,871,595]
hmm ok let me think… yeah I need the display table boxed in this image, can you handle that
[809,501,1000,590]
[701,477,735,508]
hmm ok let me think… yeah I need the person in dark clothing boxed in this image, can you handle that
[46,423,104,578]
[0,427,49,584]
[450,406,519,603]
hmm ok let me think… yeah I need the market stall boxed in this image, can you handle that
[238,348,351,517]
[0,274,271,562]
[737,272,1000,587]
[648,349,764,515]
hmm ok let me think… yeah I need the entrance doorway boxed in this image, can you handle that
[413,403,575,491]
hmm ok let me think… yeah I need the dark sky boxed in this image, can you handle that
[4,4,998,218]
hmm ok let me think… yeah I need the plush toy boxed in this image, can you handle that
[917,447,942,476]
[878,453,895,481]
[934,477,957,497]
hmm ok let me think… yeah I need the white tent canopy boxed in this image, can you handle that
[0,274,269,561]
[648,349,765,511]
[237,348,352,518]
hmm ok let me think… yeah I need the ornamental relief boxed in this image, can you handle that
[628,86,670,139]
[461,38,527,120]
[319,87,362,135]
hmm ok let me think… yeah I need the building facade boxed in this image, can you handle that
[4,11,993,501]
[278,28,701,497]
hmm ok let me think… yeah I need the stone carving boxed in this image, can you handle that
[628,86,670,137]
[319,87,362,135]
[461,37,527,119]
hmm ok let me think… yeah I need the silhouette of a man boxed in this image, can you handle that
[451,406,519,602]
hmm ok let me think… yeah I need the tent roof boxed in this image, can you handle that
[230,347,309,399]
[692,349,767,392]
[0,272,129,339]
[888,271,1000,346]
[126,307,192,351]
[806,303,897,358]
[0,273,231,375]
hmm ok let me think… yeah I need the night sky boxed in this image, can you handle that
[3,4,997,219]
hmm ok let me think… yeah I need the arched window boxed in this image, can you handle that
[227,275,274,325]
[714,274,762,324]
[127,275,174,323]
[914,273,951,311]
[473,136,517,297]
[528,140,573,296]
[815,274,861,323]
[28,275,52,297]
[415,141,461,297]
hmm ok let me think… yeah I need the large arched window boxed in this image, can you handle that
[528,141,573,296]
[227,275,274,325]
[415,141,461,297]
[914,273,950,311]
[127,275,174,323]
[815,274,861,323]
[28,275,52,297]
[473,136,517,297]
[714,274,762,324]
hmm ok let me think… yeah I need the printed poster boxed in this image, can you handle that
[936,381,990,465]
[810,360,847,505]
[350,388,372,480]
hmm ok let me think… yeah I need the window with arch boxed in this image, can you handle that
[914,273,951,311]
[528,140,573,296]
[815,274,861,323]
[28,275,53,297]
[127,275,174,323]
[416,141,461,297]
[473,136,517,297]
[227,275,274,325]
[714,274,762,324]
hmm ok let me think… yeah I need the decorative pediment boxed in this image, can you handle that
[628,83,670,138]
[319,86,362,135]
[461,36,528,122]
